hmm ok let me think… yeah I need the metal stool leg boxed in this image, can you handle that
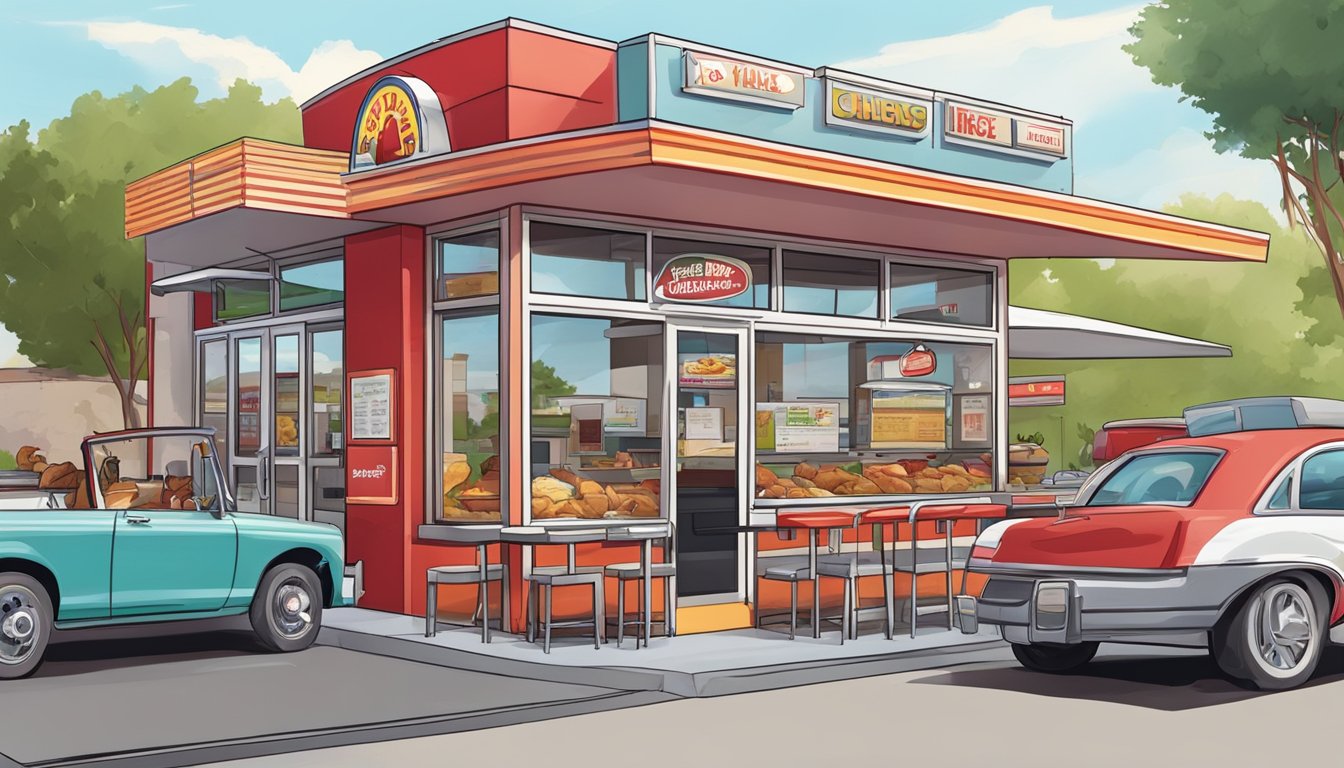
[525,580,536,643]
[664,576,672,638]
[637,579,645,648]
[501,572,510,637]
[543,584,553,654]
[789,581,798,640]
[426,580,436,638]
[481,582,490,644]
[617,580,626,647]
[592,582,602,650]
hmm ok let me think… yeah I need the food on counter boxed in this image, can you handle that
[532,476,576,503]
[443,454,472,495]
[614,451,634,468]
[756,459,991,498]
[756,464,778,487]
[528,468,661,520]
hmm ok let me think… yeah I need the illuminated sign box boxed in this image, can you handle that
[1008,375,1066,407]
[943,99,1071,161]
[682,50,807,110]
[818,69,932,140]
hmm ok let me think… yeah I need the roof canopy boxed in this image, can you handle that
[1008,305,1231,359]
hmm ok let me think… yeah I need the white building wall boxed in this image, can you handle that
[149,261,196,428]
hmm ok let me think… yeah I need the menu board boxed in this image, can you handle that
[755,402,840,453]
[685,407,724,440]
[871,390,947,448]
[349,371,394,442]
[957,394,991,444]
[679,353,737,389]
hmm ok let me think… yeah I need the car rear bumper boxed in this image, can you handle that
[964,560,1293,646]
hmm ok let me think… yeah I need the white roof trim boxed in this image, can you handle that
[1008,305,1231,359]
[150,268,272,296]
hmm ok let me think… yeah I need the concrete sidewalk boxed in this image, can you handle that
[319,607,1007,697]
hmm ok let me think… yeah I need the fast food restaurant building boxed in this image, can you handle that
[125,20,1269,634]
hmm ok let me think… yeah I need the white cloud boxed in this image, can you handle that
[1077,128,1285,216]
[840,5,1146,124]
[72,21,381,104]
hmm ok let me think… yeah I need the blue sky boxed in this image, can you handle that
[0,1,1284,366]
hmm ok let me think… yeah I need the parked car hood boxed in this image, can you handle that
[230,512,343,543]
[987,506,1189,570]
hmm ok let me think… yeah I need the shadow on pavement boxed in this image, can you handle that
[34,630,265,678]
[912,647,1344,711]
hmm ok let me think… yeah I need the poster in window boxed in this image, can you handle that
[685,407,724,441]
[678,353,737,389]
[348,369,395,442]
[756,402,840,453]
[604,397,646,433]
[870,390,947,449]
[956,394,991,446]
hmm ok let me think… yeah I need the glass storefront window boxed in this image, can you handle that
[755,332,995,499]
[273,333,300,457]
[890,263,994,327]
[200,339,228,460]
[782,251,880,318]
[310,329,343,456]
[437,230,500,300]
[279,259,344,311]
[530,222,646,302]
[235,337,262,456]
[652,237,771,309]
[215,279,270,320]
[530,313,664,520]
[438,310,502,523]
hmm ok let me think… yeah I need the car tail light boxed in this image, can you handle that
[1034,581,1070,631]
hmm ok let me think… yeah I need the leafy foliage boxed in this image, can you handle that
[0,79,300,427]
[530,360,577,409]
[1127,0,1344,331]
[1009,194,1344,471]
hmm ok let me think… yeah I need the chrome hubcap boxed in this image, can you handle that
[274,581,313,638]
[0,590,39,665]
[1251,584,1314,673]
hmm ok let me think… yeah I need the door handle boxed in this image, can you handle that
[258,444,271,501]
[126,514,151,525]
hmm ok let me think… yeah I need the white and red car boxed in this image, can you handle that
[963,396,1344,690]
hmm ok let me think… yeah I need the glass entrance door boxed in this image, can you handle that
[669,324,749,604]
[196,323,342,522]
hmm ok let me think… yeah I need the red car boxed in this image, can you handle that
[1091,417,1187,463]
[962,396,1344,690]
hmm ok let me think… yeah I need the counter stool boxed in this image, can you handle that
[501,526,607,654]
[890,499,1002,637]
[759,510,858,639]
[605,523,676,647]
[754,555,811,639]
[425,524,507,643]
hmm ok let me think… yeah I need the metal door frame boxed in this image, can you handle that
[665,320,751,607]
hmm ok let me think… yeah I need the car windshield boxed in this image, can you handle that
[87,434,222,511]
[1084,451,1220,507]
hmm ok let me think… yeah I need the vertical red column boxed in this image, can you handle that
[344,225,427,614]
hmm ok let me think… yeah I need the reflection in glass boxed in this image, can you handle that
[201,340,229,460]
[311,330,343,456]
[754,332,995,498]
[215,279,270,320]
[782,251,879,318]
[530,223,646,301]
[279,259,344,311]
[890,263,994,327]
[234,466,260,514]
[274,334,300,456]
[529,313,664,521]
[438,311,501,523]
[273,464,300,518]
[235,337,262,457]
[437,230,500,300]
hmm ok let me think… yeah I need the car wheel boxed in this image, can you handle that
[1011,641,1099,673]
[250,564,323,653]
[0,573,52,680]
[1213,577,1325,691]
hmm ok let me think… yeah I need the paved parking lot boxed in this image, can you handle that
[0,623,665,768]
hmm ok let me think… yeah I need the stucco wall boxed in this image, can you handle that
[0,369,146,466]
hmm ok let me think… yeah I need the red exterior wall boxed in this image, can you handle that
[343,225,426,613]
[301,25,616,158]
[192,291,213,330]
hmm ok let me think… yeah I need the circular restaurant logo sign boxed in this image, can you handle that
[653,254,752,303]
[350,76,450,172]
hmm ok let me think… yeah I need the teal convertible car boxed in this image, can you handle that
[0,427,348,678]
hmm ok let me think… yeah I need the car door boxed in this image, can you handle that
[98,434,239,616]
[111,507,238,616]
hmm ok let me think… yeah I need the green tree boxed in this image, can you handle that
[0,78,299,428]
[1127,1,1344,330]
[530,360,576,409]
[1008,194,1344,471]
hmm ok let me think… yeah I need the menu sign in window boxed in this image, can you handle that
[679,353,737,389]
[756,403,840,453]
[349,371,394,442]
[871,391,947,448]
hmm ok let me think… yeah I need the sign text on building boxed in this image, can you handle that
[653,253,752,303]
[824,76,930,139]
[683,51,806,110]
[350,76,451,172]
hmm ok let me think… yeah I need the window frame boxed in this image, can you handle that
[428,216,507,526]
[526,219,651,305]
[780,248,884,320]
[1255,441,1344,515]
[888,260,997,329]
[277,255,346,315]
